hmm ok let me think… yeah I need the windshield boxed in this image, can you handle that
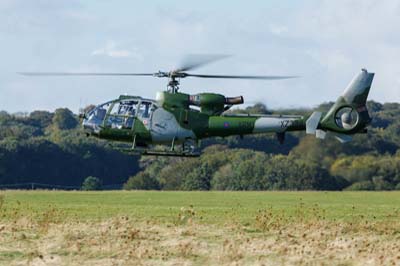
[106,100,138,129]
[82,101,112,133]
[82,98,158,133]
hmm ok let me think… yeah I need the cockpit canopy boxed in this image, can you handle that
[82,96,157,133]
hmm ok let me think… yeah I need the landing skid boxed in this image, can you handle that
[112,136,201,157]
[116,147,200,157]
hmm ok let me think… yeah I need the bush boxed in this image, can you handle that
[372,176,394,190]
[81,176,102,191]
[52,108,78,130]
[344,181,375,191]
[123,172,160,190]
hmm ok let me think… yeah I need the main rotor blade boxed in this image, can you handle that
[18,72,155,76]
[185,73,298,80]
[176,54,230,72]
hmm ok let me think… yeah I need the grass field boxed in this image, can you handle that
[1,191,400,265]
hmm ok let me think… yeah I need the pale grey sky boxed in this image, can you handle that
[1,0,399,112]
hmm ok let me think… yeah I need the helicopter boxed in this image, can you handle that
[20,55,374,157]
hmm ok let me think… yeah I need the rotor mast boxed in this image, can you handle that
[167,78,180,93]
[167,74,180,93]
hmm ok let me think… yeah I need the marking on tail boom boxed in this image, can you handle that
[280,120,291,128]
[239,121,253,129]
[253,117,298,133]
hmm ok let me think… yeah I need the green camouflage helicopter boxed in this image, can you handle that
[20,56,374,157]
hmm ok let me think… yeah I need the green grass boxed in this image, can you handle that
[0,251,25,261]
[2,190,400,223]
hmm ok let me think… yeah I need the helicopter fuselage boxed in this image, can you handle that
[82,91,311,149]
[82,67,376,156]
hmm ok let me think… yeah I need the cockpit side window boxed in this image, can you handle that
[110,101,138,116]
[138,101,152,118]
[106,100,138,129]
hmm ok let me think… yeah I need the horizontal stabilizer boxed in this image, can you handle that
[306,111,322,134]
[316,129,327,139]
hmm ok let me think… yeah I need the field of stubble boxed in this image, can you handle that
[0,191,400,266]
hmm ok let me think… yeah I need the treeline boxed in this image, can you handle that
[124,146,347,191]
[1,101,400,190]
[124,101,400,191]
[0,109,139,187]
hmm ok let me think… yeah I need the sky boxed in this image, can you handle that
[1,0,400,113]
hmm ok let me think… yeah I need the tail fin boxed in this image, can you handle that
[341,68,374,107]
[307,69,374,142]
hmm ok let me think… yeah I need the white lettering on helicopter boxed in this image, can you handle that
[280,120,302,128]
[280,120,291,128]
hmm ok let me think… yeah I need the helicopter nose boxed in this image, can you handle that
[81,106,107,135]
[82,120,93,132]
[82,116,102,135]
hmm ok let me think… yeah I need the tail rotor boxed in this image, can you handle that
[306,69,374,142]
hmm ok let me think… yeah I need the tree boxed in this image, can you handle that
[245,103,271,114]
[211,164,234,190]
[29,111,53,129]
[158,159,203,190]
[52,108,78,130]
[124,172,160,190]
[83,105,96,114]
[81,176,102,191]
[0,111,11,123]
[211,151,269,190]
[182,163,212,190]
